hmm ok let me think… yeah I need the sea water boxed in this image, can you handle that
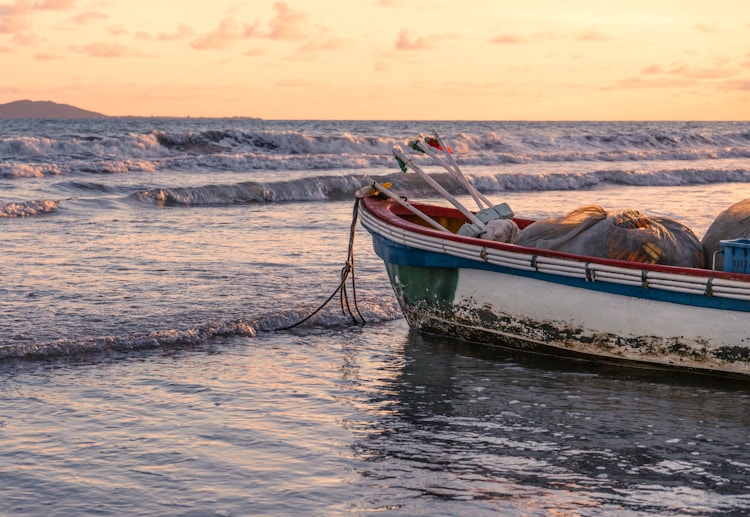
[1,119,750,516]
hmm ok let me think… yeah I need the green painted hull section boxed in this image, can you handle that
[384,263,458,312]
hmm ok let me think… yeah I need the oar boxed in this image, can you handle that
[393,145,486,233]
[358,178,450,233]
[410,136,489,210]
[431,132,494,209]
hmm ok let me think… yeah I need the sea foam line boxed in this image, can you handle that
[0,301,403,362]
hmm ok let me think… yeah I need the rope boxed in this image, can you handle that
[275,198,365,331]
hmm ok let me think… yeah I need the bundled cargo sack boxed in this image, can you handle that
[701,198,750,270]
[516,205,705,268]
[483,218,519,243]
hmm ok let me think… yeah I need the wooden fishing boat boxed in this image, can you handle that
[357,134,750,379]
[360,194,750,378]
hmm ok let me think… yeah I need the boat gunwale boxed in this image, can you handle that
[360,195,750,283]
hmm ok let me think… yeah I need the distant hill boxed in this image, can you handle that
[0,100,107,119]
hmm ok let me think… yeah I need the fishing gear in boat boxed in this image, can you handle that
[409,133,492,211]
[392,144,488,233]
[394,133,515,238]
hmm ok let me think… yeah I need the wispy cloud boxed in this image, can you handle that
[695,23,719,33]
[38,0,75,10]
[73,42,148,58]
[190,2,331,53]
[491,28,605,45]
[275,78,320,88]
[137,24,194,42]
[0,1,32,33]
[0,0,76,34]
[35,51,63,60]
[108,25,128,36]
[394,29,432,50]
[490,33,527,44]
[62,11,107,27]
[723,78,750,91]
[623,60,740,90]
[642,64,662,74]
[299,34,343,53]
[266,2,309,41]
[156,24,194,41]
[242,47,266,57]
[11,31,38,45]
[575,28,611,41]
[645,60,735,80]
[190,18,253,50]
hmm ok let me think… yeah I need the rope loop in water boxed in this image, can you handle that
[275,197,365,331]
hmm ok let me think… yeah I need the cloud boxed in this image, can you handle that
[723,79,750,91]
[575,28,611,41]
[297,26,344,54]
[489,29,569,45]
[266,2,309,41]
[682,66,734,80]
[35,51,62,60]
[616,76,687,90]
[300,36,343,53]
[74,42,147,58]
[695,23,719,33]
[63,11,106,27]
[243,47,266,57]
[622,61,740,90]
[275,78,320,89]
[491,33,526,44]
[190,3,329,52]
[0,1,31,34]
[156,24,194,41]
[645,60,735,80]
[394,29,432,50]
[0,0,75,34]
[624,75,750,92]
[190,18,247,50]
[10,31,38,45]
[137,24,194,42]
[38,0,75,9]
[108,25,127,36]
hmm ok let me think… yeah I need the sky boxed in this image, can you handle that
[0,0,749,120]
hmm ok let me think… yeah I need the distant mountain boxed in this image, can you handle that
[0,100,107,119]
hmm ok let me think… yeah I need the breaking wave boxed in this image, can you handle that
[129,173,456,205]
[0,300,402,362]
[3,120,749,178]
[0,199,59,217]
[125,165,750,208]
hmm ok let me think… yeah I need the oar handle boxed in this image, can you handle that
[392,146,485,230]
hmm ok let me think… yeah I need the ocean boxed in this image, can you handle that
[2,119,750,516]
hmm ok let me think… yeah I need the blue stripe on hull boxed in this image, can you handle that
[370,232,750,313]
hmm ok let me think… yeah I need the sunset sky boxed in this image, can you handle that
[1,0,748,120]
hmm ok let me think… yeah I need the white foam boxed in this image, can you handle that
[0,199,59,217]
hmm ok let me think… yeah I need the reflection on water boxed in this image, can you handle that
[351,329,750,516]
[1,323,749,516]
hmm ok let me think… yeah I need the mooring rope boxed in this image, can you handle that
[275,198,365,331]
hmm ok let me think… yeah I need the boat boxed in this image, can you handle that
[357,134,750,379]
